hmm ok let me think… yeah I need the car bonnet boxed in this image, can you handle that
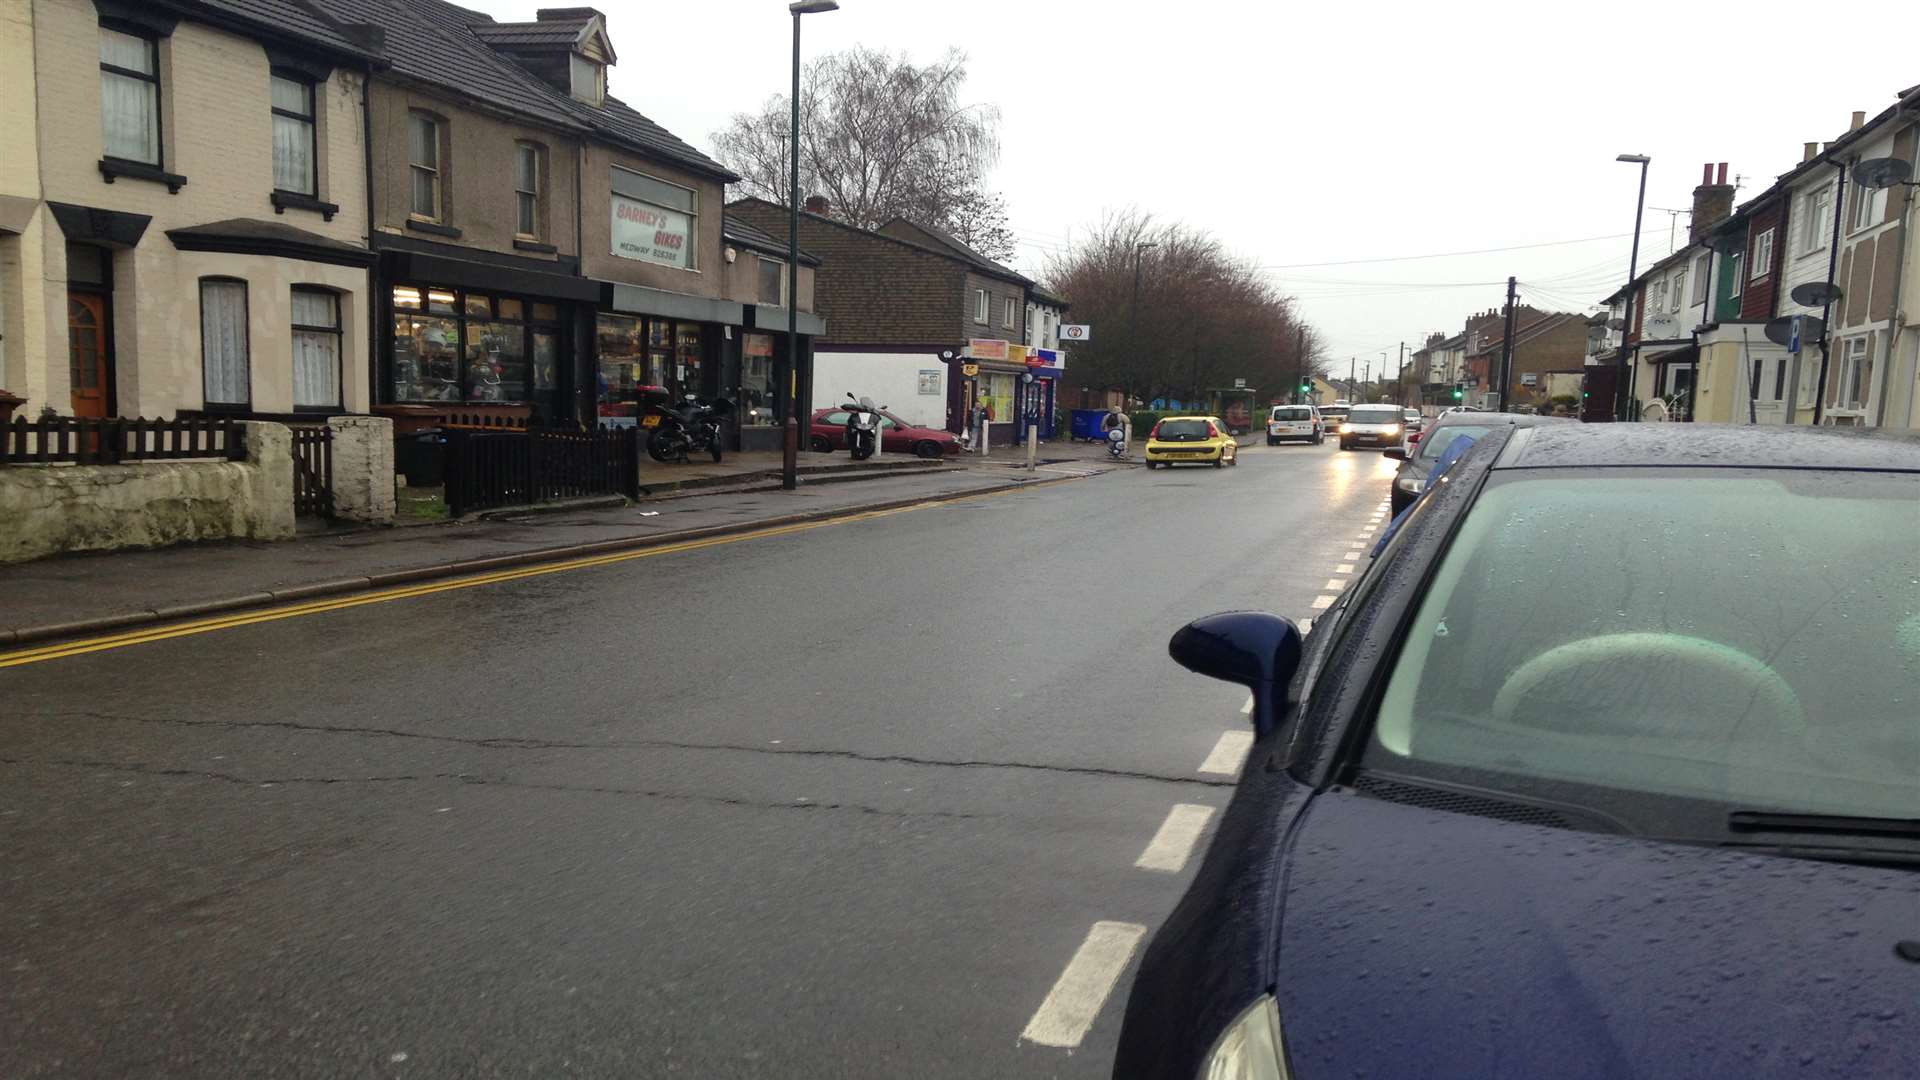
[1273,791,1920,1080]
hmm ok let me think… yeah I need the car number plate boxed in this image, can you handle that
[640,415,662,428]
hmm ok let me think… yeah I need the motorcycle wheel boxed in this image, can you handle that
[851,442,874,461]
[647,427,687,463]
[709,441,723,463]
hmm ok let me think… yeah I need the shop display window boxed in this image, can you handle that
[389,283,558,405]
[741,333,776,426]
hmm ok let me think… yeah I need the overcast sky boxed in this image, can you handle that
[471,0,1913,379]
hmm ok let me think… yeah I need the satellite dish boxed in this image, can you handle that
[1607,318,1626,331]
[1708,231,1747,256]
[1852,156,1914,191]
[1644,313,1681,338]
[1790,281,1842,307]
[1764,314,1826,347]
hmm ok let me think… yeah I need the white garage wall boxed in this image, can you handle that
[813,351,947,428]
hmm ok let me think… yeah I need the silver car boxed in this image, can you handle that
[1337,404,1406,451]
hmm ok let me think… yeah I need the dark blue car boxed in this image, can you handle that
[1113,423,1920,1079]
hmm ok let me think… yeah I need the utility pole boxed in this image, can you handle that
[1293,325,1306,404]
[1397,341,1406,405]
[1498,276,1518,413]
[1348,356,1355,401]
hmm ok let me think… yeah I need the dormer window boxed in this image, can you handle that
[569,53,603,105]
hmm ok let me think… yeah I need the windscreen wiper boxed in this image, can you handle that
[1729,810,1920,839]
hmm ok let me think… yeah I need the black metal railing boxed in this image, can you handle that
[443,425,637,515]
[3,415,246,466]
[291,425,335,517]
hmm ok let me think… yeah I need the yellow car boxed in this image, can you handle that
[1145,416,1239,469]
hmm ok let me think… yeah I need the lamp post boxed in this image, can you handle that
[1131,240,1157,404]
[782,0,838,492]
[1615,154,1651,422]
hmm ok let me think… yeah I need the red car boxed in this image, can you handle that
[809,408,960,459]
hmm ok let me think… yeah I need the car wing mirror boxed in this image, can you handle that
[1168,612,1304,737]
[1383,446,1408,461]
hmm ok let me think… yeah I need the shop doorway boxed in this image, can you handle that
[67,292,111,418]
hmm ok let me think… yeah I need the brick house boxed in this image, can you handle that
[1463,310,1587,411]
[727,197,1048,444]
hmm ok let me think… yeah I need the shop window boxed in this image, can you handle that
[271,72,317,196]
[291,286,340,409]
[409,112,441,220]
[593,315,708,424]
[740,333,776,426]
[390,284,550,404]
[757,258,784,305]
[100,27,161,166]
[199,277,250,408]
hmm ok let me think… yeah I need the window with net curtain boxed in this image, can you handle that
[99,28,160,165]
[200,279,250,407]
[292,288,340,409]
[271,73,317,196]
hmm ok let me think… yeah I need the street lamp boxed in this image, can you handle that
[782,0,838,492]
[1615,153,1650,422]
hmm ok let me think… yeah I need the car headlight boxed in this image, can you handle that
[1383,423,1401,435]
[1396,473,1423,493]
[1338,423,1352,434]
[1200,995,1290,1080]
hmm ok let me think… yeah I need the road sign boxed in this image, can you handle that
[1789,314,1804,354]
[1233,378,1246,389]
[1060,324,1091,341]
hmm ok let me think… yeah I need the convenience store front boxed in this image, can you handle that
[595,282,744,440]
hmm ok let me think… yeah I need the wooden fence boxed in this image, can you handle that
[291,425,335,517]
[3,415,245,466]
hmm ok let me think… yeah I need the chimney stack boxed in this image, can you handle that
[1851,110,1866,131]
[1690,162,1735,243]
[1804,141,1819,163]
[802,195,830,216]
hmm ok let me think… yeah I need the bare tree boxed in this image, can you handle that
[712,47,1003,234]
[1044,210,1322,406]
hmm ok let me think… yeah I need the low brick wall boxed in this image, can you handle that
[0,421,295,563]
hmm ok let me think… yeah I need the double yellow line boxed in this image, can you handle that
[0,480,1061,669]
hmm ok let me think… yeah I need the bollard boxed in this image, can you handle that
[1026,423,1038,471]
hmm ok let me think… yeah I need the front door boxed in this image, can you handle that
[68,293,110,418]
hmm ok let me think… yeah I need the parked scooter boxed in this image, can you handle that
[643,393,733,463]
[845,392,884,461]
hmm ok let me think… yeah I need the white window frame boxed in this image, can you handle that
[1691,254,1709,305]
[1670,269,1686,312]
[1002,297,1016,329]
[1728,251,1743,298]
[1648,279,1667,315]
[1800,185,1831,255]
[513,142,540,239]
[1750,229,1774,283]
[1834,335,1869,410]
[973,288,988,324]
[1852,182,1888,233]
[408,111,441,221]
[569,53,604,106]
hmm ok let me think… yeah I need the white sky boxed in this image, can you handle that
[468,0,1914,379]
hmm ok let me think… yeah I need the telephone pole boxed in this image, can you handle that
[1397,341,1406,405]
[1294,325,1307,404]
[1348,356,1355,401]
[1497,276,1518,413]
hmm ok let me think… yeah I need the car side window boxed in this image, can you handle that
[880,417,898,428]
[824,411,848,424]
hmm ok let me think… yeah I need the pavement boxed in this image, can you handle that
[0,439,1396,1079]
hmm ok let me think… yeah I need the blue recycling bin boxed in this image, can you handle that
[1070,409,1111,442]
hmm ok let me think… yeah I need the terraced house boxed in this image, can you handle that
[1,0,380,422]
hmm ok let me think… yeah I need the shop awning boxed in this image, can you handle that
[748,304,826,337]
[386,249,599,300]
[604,282,744,326]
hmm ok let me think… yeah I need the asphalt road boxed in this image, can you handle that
[1,440,1399,1079]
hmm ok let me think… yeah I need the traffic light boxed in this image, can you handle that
[1451,384,1464,401]
[1298,378,1312,394]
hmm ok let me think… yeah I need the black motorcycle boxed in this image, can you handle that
[844,392,884,461]
[643,394,733,463]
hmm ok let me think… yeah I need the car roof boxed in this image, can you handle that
[1492,422,1920,472]
[1158,415,1215,421]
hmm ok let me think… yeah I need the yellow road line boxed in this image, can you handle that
[0,479,1062,669]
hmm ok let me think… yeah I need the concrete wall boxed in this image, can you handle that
[578,145,725,294]
[326,414,394,523]
[812,350,946,429]
[18,1,373,418]
[0,421,295,563]
[368,83,578,262]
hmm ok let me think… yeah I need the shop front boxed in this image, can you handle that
[375,246,600,431]
[594,282,749,445]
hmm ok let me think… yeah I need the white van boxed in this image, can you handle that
[1266,404,1324,446]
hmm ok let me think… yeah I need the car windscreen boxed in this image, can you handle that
[1319,409,1348,421]
[1413,423,1493,462]
[1270,407,1311,421]
[1155,419,1211,441]
[1366,468,1920,821]
[1348,406,1401,424]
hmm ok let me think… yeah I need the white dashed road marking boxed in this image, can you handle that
[1021,921,1148,1048]
[1324,578,1347,591]
[1335,564,1355,574]
[1360,526,1376,535]
[1345,550,1364,560]
[1198,730,1255,776]
[1311,594,1338,610]
[1240,694,1253,715]
[1135,803,1216,872]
